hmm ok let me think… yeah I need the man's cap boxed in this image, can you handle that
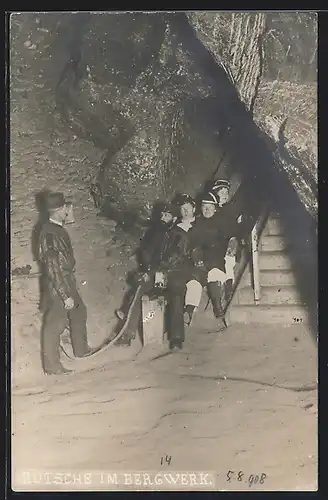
[201,192,218,205]
[172,193,196,208]
[212,179,230,191]
[45,192,66,210]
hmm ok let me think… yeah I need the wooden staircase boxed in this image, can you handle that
[226,214,309,325]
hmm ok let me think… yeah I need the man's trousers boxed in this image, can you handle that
[41,288,89,372]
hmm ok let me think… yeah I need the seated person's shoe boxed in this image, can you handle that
[115,309,125,321]
[114,335,131,347]
[169,339,183,350]
[224,279,233,303]
[183,311,192,326]
[183,305,195,326]
[217,317,227,332]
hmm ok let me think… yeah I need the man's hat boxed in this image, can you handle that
[173,193,196,208]
[201,192,218,205]
[45,192,66,210]
[212,179,230,191]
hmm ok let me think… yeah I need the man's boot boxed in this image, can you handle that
[184,305,196,326]
[207,281,227,332]
[115,309,125,321]
[115,284,140,323]
[222,279,233,309]
[169,339,183,350]
[168,289,185,350]
[114,333,132,347]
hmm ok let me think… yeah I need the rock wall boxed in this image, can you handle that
[54,12,248,217]
[187,11,317,218]
[10,11,317,227]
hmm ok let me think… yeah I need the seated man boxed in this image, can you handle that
[114,202,177,346]
[183,190,240,331]
[157,193,200,350]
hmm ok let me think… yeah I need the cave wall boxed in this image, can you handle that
[187,11,317,219]
[10,12,317,223]
[11,12,269,221]
[54,12,248,216]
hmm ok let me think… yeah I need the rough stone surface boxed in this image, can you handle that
[187,12,317,218]
[10,13,237,218]
[10,12,317,224]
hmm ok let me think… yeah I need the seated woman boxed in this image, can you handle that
[114,202,176,346]
[210,178,246,302]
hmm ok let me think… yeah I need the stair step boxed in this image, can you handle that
[263,217,284,236]
[260,269,297,287]
[260,235,286,252]
[237,264,252,289]
[227,304,308,325]
[236,285,302,306]
[259,251,291,271]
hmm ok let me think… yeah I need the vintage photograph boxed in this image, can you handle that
[9,11,317,492]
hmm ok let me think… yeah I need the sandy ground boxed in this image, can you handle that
[10,103,318,492]
[12,313,317,492]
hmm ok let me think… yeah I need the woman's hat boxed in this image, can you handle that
[212,179,230,192]
[201,192,218,205]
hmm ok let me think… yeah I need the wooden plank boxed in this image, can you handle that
[141,295,165,346]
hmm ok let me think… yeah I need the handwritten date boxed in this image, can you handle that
[226,470,267,487]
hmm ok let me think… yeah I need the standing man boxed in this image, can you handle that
[38,192,93,375]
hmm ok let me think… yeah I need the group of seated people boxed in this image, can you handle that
[114,178,247,350]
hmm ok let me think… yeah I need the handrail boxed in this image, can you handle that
[251,223,261,304]
[223,206,270,313]
[251,207,271,303]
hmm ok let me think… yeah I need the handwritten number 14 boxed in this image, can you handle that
[160,455,172,466]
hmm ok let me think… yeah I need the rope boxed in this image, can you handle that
[60,284,143,361]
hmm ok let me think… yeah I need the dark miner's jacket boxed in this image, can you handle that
[189,207,243,272]
[158,221,196,272]
[38,221,77,303]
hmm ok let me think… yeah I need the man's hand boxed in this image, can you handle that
[142,272,151,282]
[64,297,75,310]
[226,237,238,257]
[195,260,205,269]
[155,271,166,287]
[226,247,235,257]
